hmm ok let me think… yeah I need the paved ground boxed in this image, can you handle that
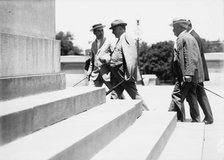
[66,71,224,160]
[200,73,224,160]
[137,72,224,160]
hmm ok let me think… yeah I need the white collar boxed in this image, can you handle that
[188,28,193,33]
[178,30,187,38]
[96,39,101,43]
[119,32,125,40]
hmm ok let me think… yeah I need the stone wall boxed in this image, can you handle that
[0,33,60,77]
[0,0,65,100]
[0,0,55,39]
[61,56,90,87]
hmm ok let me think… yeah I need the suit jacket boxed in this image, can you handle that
[189,30,210,81]
[175,30,204,83]
[114,33,141,82]
[88,37,112,81]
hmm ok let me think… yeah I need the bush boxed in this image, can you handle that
[56,31,83,55]
[139,41,175,83]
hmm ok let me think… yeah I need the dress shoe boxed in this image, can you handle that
[191,119,200,123]
[203,120,213,124]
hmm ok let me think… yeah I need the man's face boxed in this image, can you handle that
[94,28,104,39]
[172,24,181,37]
[112,26,120,38]
[186,24,192,32]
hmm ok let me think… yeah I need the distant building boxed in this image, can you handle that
[204,40,224,53]
[85,49,91,56]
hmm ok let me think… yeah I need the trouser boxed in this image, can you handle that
[187,82,213,122]
[110,65,140,99]
[89,74,121,99]
[169,81,200,122]
[169,81,186,121]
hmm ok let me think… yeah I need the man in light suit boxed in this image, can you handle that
[169,18,204,122]
[87,23,121,99]
[107,19,149,110]
[186,20,213,124]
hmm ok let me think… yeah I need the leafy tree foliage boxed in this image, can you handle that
[139,41,175,83]
[56,31,83,55]
[201,39,224,53]
[138,39,223,84]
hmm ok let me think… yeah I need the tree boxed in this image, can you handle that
[56,31,83,55]
[139,41,175,83]
[138,38,224,85]
[201,38,223,53]
[138,41,149,74]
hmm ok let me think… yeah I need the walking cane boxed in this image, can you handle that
[106,79,150,111]
[106,80,125,96]
[197,83,224,100]
[72,77,88,87]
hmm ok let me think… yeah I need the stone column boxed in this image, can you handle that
[0,0,65,100]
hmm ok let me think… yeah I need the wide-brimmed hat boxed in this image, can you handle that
[90,23,106,32]
[169,18,189,28]
[109,19,127,29]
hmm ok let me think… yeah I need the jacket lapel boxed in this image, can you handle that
[92,40,98,55]
[99,37,106,49]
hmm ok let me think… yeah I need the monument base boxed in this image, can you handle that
[0,73,65,101]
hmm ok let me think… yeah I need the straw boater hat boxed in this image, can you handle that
[90,23,106,32]
[169,18,189,29]
[109,19,127,29]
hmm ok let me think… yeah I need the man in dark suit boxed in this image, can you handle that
[186,20,213,124]
[169,18,204,122]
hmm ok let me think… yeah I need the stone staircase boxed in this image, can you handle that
[158,123,205,160]
[0,86,179,160]
[91,111,176,160]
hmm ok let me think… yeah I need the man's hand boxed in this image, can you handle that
[87,69,91,76]
[124,74,131,81]
[98,58,106,64]
[86,69,92,81]
[183,75,192,82]
[99,54,111,64]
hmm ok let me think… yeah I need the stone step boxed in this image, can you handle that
[0,73,66,101]
[0,87,105,146]
[158,122,205,160]
[91,111,177,160]
[0,100,143,160]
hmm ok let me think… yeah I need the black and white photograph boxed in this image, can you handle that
[0,0,224,159]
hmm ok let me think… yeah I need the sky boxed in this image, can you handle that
[56,0,224,50]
